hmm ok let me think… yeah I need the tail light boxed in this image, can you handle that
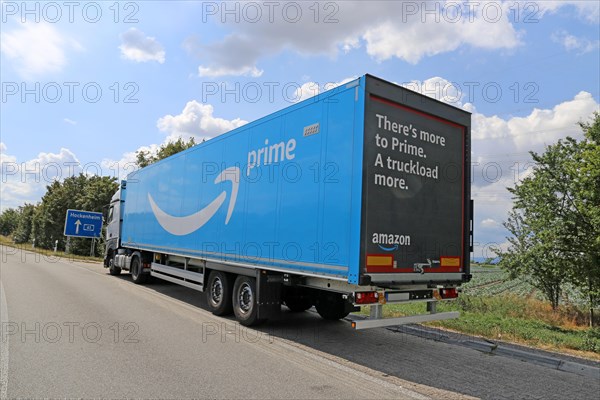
[355,291,379,304]
[438,288,458,299]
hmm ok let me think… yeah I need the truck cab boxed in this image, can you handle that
[104,182,126,275]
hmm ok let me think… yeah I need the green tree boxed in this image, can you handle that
[502,211,564,309]
[30,174,118,256]
[499,113,600,325]
[13,203,37,244]
[70,175,119,256]
[135,137,197,168]
[565,114,600,325]
[0,208,20,236]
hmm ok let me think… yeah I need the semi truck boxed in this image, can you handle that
[104,75,472,329]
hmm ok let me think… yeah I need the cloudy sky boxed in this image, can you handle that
[1,1,599,258]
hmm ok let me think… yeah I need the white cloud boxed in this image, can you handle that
[552,30,599,54]
[119,28,165,63]
[293,82,321,102]
[481,218,500,228]
[0,145,82,210]
[468,91,599,241]
[536,1,600,23]
[363,9,521,64]
[157,101,247,142]
[323,77,358,91]
[401,77,465,106]
[63,118,77,125]
[483,91,598,151]
[0,143,17,165]
[194,1,599,76]
[341,37,360,53]
[1,22,81,79]
[293,77,358,102]
[195,32,266,77]
[198,65,263,78]
[101,144,157,180]
[468,91,599,258]
[194,2,523,75]
[102,102,249,179]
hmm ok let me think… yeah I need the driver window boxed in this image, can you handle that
[107,206,114,223]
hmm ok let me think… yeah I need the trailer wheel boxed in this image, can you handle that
[130,256,148,284]
[284,297,313,312]
[283,288,313,312]
[206,271,233,316]
[232,276,263,326]
[108,251,121,276]
[315,293,350,321]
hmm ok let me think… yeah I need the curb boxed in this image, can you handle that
[458,337,599,379]
[346,315,600,379]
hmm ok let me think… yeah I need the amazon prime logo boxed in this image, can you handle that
[148,167,240,236]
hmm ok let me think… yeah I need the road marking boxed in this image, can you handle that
[0,279,9,400]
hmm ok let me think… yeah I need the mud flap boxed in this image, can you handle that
[256,271,282,320]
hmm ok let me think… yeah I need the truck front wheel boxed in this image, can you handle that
[232,276,263,326]
[206,271,233,316]
[130,256,148,284]
[108,251,121,276]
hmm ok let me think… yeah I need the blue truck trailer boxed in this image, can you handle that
[104,75,472,328]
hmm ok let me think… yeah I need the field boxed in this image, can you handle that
[463,265,590,307]
[370,264,600,360]
[462,265,539,297]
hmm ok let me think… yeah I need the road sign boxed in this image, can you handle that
[64,209,103,238]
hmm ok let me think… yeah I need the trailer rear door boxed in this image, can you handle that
[360,76,471,284]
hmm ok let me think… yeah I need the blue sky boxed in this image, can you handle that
[1,1,599,258]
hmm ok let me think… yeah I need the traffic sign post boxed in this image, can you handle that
[64,209,103,238]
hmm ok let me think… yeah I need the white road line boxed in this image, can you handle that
[0,279,9,400]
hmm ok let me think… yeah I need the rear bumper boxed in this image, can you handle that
[366,272,468,285]
[350,311,459,330]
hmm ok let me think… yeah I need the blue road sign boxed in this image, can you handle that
[64,209,103,238]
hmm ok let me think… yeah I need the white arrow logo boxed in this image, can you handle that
[148,167,240,236]
[74,219,82,234]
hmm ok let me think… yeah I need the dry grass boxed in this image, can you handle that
[0,236,103,263]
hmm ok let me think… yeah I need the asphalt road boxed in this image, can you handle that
[1,245,598,399]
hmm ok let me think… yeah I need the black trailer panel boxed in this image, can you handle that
[360,76,471,282]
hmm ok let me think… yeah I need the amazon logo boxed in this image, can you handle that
[371,232,411,252]
[148,167,240,236]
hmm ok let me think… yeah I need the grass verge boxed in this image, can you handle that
[0,235,103,263]
[364,295,600,361]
